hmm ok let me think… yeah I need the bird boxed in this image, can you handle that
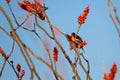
[71,32,85,53]
[71,32,83,44]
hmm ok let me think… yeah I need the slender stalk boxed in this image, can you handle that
[78,54,92,80]
[8,40,15,57]
[7,3,30,31]
[109,0,120,26]
[7,60,19,79]
[35,13,54,39]
[108,0,120,39]
[0,26,10,37]
[0,60,6,77]
[76,24,81,34]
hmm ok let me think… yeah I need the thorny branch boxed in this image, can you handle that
[36,22,54,39]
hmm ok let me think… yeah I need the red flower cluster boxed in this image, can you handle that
[78,6,89,24]
[18,0,47,20]
[104,63,117,80]
[0,47,8,60]
[6,0,11,3]
[52,47,58,62]
[65,33,87,50]
[16,64,21,72]
[16,64,25,80]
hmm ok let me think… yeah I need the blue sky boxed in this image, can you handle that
[0,0,120,80]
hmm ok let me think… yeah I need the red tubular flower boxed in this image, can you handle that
[16,64,21,72]
[23,0,31,6]
[110,63,117,74]
[52,47,58,62]
[18,2,31,12]
[108,73,114,80]
[19,70,25,79]
[82,6,89,17]
[30,2,43,11]
[108,63,117,80]
[78,6,89,24]
[78,16,85,24]
[0,47,8,60]
[103,63,117,80]
[104,73,110,80]
[80,41,87,48]
[6,0,11,3]
[38,12,45,20]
